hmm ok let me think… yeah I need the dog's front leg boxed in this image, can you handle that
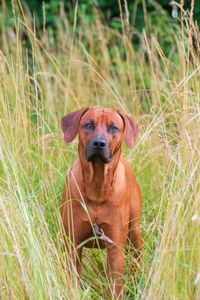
[61,204,83,281]
[74,246,83,280]
[107,244,125,299]
[129,181,142,261]
[62,231,83,285]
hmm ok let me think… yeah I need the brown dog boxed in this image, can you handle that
[61,107,142,298]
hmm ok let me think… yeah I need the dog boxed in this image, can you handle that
[61,107,142,298]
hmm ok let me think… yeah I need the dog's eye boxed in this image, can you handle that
[83,121,94,130]
[109,124,119,133]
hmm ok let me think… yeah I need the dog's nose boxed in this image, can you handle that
[92,137,107,149]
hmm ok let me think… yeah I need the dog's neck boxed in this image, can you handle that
[79,148,121,202]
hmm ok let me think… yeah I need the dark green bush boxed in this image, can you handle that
[3,0,199,54]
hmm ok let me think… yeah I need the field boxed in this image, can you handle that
[0,3,200,299]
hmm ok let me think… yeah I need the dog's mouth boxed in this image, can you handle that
[85,136,112,164]
[85,148,111,164]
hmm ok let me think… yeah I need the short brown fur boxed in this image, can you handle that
[61,107,142,299]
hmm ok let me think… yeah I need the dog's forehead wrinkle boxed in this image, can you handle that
[96,110,122,124]
[81,107,123,128]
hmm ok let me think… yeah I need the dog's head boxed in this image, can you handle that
[61,107,138,163]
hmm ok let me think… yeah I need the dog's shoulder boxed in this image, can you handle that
[120,157,137,182]
[67,158,83,182]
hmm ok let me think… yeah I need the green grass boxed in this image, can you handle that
[0,2,200,299]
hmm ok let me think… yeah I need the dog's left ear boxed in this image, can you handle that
[61,107,89,142]
[117,110,139,148]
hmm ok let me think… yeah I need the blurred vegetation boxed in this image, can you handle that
[0,1,200,299]
[3,0,200,55]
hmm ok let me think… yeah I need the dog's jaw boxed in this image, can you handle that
[85,141,111,164]
[85,152,111,164]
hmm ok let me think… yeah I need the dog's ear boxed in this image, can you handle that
[117,110,139,148]
[61,107,89,142]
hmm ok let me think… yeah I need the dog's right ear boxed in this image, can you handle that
[61,107,89,142]
[117,110,139,149]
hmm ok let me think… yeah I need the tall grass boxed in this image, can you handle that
[0,2,199,299]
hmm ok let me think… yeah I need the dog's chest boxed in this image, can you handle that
[84,186,112,204]
[79,195,124,227]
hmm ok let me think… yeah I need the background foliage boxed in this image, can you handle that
[5,0,200,27]
[0,1,200,299]
[4,1,200,37]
